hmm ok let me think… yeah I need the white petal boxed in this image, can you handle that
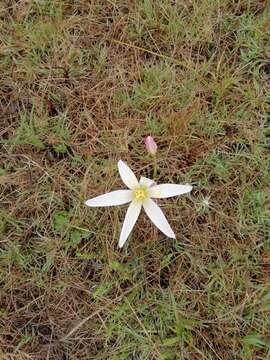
[118,160,138,189]
[139,176,155,187]
[85,190,132,207]
[143,199,175,238]
[150,184,192,199]
[119,202,141,248]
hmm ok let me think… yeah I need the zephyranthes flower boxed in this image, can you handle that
[145,136,157,155]
[85,160,192,248]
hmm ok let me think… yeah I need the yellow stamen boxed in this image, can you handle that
[133,187,149,202]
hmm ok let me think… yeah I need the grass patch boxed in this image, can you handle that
[1,1,270,359]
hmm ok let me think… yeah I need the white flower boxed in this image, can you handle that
[85,160,192,248]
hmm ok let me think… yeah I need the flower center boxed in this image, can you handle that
[133,186,149,202]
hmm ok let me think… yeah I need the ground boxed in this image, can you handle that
[1,1,270,359]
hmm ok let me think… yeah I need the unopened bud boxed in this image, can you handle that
[145,136,157,156]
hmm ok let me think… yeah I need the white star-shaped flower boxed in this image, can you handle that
[85,160,192,248]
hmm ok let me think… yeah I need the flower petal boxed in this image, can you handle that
[143,199,175,238]
[149,184,192,199]
[119,202,142,248]
[85,190,132,207]
[139,176,155,187]
[118,160,138,189]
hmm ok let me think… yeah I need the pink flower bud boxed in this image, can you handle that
[144,136,157,155]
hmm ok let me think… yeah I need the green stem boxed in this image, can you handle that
[153,155,157,179]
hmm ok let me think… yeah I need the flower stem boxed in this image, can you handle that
[153,155,157,179]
